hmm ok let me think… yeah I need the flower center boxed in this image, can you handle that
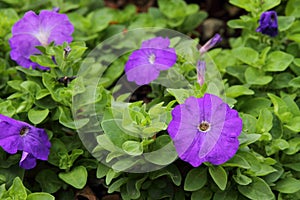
[198,121,210,132]
[20,126,29,136]
[148,53,156,64]
[34,29,50,46]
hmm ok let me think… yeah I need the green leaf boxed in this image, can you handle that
[267,93,291,123]
[0,101,15,117]
[284,137,300,155]
[28,109,49,124]
[0,184,6,199]
[209,166,227,191]
[144,142,177,165]
[226,85,254,98]
[58,166,87,189]
[232,47,259,65]
[149,164,181,186]
[265,139,289,156]
[260,0,281,11]
[273,177,300,193]
[213,190,238,200]
[191,188,212,200]
[27,193,55,200]
[238,177,275,200]
[245,67,272,85]
[122,141,143,156]
[233,173,252,186]
[229,0,255,12]
[289,76,300,88]
[158,0,187,18]
[184,167,207,191]
[36,170,63,194]
[106,169,121,185]
[96,163,110,179]
[284,116,300,132]
[285,0,300,17]
[264,51,294,72]
[179,11,207,32]
[240,97,272,116]
[167,88,193,104]
[222,153,251,169]
[256,109,273,133]
[108,177,129,193]
[101,119,136,147]
[278,16,295,31]
[7,177,27,200]
[30,55,57,68]
[126,176,148,199]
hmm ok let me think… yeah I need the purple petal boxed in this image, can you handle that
[141,37,170,49]
[168,97,201,159]
[19,151,37,169]
[9,34,42,69]
[12,11,39,35]
[0,115,22,154]
[154,48,177,70]
[125,64,160,85]
[21,128,51,160]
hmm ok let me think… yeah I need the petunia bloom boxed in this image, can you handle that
[256,11,278,37]
[0,114,51,169]
[199,34,222,55]
[196,60,206,86]
[167,94,242,167]
[9,10,74,70]
[125,37,177,85]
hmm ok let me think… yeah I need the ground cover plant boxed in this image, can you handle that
[1,0,300,199]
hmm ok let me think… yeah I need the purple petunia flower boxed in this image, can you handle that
[256,11,278,37]
[125,37,177,85]
[196,60,206,86]
[0,114,51,169]
[9,10,74,70]
[167,94,242,167]
[199,34,222,55]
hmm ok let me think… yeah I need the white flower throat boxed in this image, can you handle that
[148,53,156,64]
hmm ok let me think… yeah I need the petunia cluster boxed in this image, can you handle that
[124,34,241,167]
[0,114,51,169]
[9,10,74,70]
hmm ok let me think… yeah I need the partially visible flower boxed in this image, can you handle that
[64,45,72,58]
[256,11,278,37]
[9,10,74,70]
[52,7,60,13]
[196,60,206,86]
[167,94,242,167]
[125,37,177,85]
[0,114,51,169]
[199,34,222,55]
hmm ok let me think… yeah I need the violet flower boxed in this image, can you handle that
[196,60,206,86]
[125,37,177,85]
[167,94,242,167]
[256,11,278,37]
[9,10,74,70]
[0,114,51,169]
[199,34,222,55]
